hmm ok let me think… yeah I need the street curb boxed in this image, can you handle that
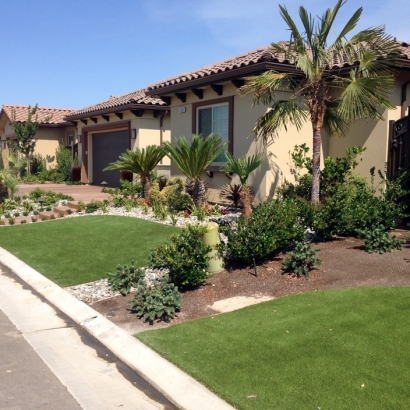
[0,248,235,410]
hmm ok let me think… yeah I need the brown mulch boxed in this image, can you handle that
[91,229,410,333]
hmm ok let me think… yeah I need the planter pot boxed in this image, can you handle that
[71,167,81,182]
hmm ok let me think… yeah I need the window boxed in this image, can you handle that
[193,96,233,166]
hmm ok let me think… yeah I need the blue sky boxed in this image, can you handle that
[1,0,408,110]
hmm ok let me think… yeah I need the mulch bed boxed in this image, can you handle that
[91,229,410,332]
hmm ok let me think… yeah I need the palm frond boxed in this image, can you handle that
[323,98,350,136]
[317,0,345,47]
[162,134,226,180]
[331,6,362,46]
[221,152,266,186]
[104,145,165,176]
[253,100,309,141]
[279,5,305,50]
[239,71,301,105]
[298,6,314,48]
[336,72,396,121]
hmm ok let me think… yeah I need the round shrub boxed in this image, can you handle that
[148,224,211,288]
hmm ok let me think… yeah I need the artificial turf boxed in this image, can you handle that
[137,287,410,410]
[0,215,179,286]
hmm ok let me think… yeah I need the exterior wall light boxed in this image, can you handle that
[78,135,82,143]
[131,129,137,139]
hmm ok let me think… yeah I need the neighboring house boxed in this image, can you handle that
[0,105,76,168]
[144,43,410,202]
[65,89,170,188]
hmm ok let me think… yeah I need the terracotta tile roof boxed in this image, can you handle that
[2,105,75,125]
[66,89,166,119]
[147,41,410,93]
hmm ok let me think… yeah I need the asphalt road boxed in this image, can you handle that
[0,265,176,410]
[0,308,83,410]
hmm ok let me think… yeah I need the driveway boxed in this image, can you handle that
[16,183,111,203]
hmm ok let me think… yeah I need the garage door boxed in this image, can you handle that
[92,130,129,188]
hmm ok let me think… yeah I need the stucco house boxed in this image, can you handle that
[141,42,410,202]
[65,90,170,188]
[0,105,76,168]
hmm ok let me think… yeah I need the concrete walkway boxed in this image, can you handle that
[0,248,235,410]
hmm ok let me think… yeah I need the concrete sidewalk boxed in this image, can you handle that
[0,248,235,410]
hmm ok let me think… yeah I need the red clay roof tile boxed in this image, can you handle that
[2,105,75,125]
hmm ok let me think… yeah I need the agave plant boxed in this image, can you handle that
[221,152,265,217]
[162,134,226,207]
[104,145,165,198]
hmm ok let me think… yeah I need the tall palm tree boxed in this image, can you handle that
[221,152,265,217]
[162,134,226,207]
[104,146,165,198]
[239,0,399,203]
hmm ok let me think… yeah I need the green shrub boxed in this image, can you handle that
[107,261,145,296]
[20,220,27,225]
[357,225,405,254]
[148,225,211,288]
[58,212,65,218]
[76,201,86,212]
[8,218,15,225]
[0,220,5,226]
[224,198,304,264]
[166,184,193,212]
[55,144,72,181]
[46,206,52,212]
[31,217,37,223]
[123,198,136,212]
[85,201,102,213]
[13,212,20,217]
[282,241,322,279]
[66,208,72,215]
[33,210,39,216]
[22,211,29,217]
[41,216,47,221]
[128,277,182,323]
[3,199,19,211]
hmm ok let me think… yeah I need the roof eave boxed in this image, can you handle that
[65,102,168,121]
[145,61,297,96]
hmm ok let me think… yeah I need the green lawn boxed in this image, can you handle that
[137,287,410,410]
[0,216,179,286]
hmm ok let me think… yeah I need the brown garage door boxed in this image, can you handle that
[92,130,129,188]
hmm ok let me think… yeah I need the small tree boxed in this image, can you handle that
[162,134,226,207]
[221,152,265,217]
[11,105,42,174]
[104,146,165,198]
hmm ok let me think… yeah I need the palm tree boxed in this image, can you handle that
[221,152,265,217]
[239,0,399,203]
[162,134,226,207]
[104,146,165,198]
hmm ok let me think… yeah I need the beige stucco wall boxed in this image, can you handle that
[168,81,314,202]
[327,70,410,185]
[0,118,70,168]
[76,110,171,184]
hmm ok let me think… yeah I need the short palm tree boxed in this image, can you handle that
[239,0,399,203]
[221,152,265,217]
[104,146,165,198]
[162,134,226,207]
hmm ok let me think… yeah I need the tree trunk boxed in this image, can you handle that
[189,178,207,207]
[240,186,253,219]
[141,174,151,199]
[311,129,322,203]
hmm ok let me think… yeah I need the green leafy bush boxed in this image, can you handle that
[148,225,211,288]
[107,261,145,296]
[357,225,405,254]
[55,144,72,181]
[282,241,322,278]
[166,182,194,212]
[128,277,182,323]
[3,199,19,211]
[31,217,37,223]
[20,220,27,224]
[224,198,304,264]
[8,218,15,225]
[85,201,102,213]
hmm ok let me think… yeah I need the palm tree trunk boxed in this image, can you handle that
[311,129,322,203]
[240,186,253,219]
[190,178,207,207]
[141,174,151,198]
